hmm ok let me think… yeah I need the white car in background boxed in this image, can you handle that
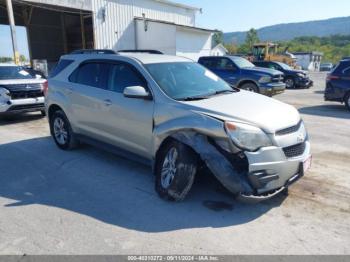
[0,63,47,116]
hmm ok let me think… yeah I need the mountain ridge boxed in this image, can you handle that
[223,16,350,44]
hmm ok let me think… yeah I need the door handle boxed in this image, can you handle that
[104,99,112,106]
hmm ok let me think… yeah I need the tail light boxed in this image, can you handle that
[326,74,340,81]
[41,81,49,96]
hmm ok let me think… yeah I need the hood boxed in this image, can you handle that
[242,67,283,76]
[0,79,46,86]
[184,90,300,134]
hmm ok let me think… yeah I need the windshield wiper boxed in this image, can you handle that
[214,89,235,95]
[179,96,211,101]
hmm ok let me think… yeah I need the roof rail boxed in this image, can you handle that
[70,49,117,55]
[118,49,163,55]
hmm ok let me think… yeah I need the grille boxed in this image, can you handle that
[10,90,44,100]
[3,83,42,91]
[276,121,302,136]
[8,103,45,112]
[271,75,284,83]
[283,143,306,158]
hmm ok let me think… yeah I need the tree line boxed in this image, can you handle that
[214,29,350,63]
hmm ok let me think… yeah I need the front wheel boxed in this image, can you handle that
[50,110,79,150]
[240,83,258,93]
[285,77,295,89]
[155,140,198,201]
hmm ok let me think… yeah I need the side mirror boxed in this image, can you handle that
[123,86,151,100]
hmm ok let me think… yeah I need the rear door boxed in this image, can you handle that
[67,61,112,138]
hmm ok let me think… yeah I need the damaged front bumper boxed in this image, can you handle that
[171,132,311,202]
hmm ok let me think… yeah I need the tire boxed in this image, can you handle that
[285,77,295,89]
[345,92,350,111]
[40,110,46,117]
[50,110,79,150]
[240,83,258,93]
[155,140,198,202]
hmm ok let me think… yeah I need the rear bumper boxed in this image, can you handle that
[259,82,286,96]
[324,83,347,102]
[0,97,45,114]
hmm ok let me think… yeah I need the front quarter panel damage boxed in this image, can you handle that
[152,110,254,197]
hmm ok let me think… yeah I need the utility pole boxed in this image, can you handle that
[6,0,20,65]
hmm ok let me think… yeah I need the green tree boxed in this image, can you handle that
[213,31,224,46]
[245,28,260,49]
[0,57,13,63]
[19,55,27,63]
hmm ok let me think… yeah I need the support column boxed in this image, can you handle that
[80,11,86,49]
[5,0,19,64]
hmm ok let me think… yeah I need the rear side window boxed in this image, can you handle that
[108,63,146,93]
[70,62,110,88]
[49,59,74,78]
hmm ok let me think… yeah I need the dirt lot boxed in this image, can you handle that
[0,72,349,255]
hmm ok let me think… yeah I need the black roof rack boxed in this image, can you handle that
[118,50,163,55]
[70,49,117,55]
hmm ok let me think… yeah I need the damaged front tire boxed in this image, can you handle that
[155,140,198,202]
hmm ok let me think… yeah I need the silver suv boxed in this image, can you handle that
[46,51,311,202]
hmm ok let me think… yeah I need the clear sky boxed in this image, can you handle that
[0,25,29,59]
[178,0,350,32]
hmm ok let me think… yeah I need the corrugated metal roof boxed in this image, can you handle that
[153,0,200,11]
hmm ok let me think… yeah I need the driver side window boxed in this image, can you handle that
[108,63,146,93]
[217,58,236,71]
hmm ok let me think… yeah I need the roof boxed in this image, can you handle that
[134,17,218,33]
[120,53,192,64]
[63,53,192,65]
[154,0,200,11]
[212,44,228,52]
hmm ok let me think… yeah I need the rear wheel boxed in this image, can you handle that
[345,92,350,111]
[50,110,79,150]
[240,83,258,93]
[155,140,198,201]
[285,77,295,89]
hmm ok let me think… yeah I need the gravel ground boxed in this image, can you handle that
[0,72,349,255]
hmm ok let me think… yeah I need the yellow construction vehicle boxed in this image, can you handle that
[252,42,296,67]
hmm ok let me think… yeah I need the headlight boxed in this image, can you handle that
[0,87,10,100]
[225,122,273,151]
[258,76,272,83]
[297,73,305,78]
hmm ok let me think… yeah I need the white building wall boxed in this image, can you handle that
[92,0,196,50]
[24,0,92,11]
[135,20,176,54]
[175,28,212,61]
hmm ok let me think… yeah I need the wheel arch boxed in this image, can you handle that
[237,79,260,92]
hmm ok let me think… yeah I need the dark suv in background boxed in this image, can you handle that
[325,59,350,111]
[254,61,313,89]
[198,56,285,96]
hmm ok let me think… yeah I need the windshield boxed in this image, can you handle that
[145,62,233,100]
[231,57,255,68]
[0,66,37,80]
[276,62,292,70]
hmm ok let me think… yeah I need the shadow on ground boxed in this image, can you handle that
[0,112,45,126]
[299,105,350,119]
[0,137,286,233]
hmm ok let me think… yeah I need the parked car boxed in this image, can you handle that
[325,59,350,111]
[320,63,334,72]
[198,56,285,96]
[47,51,311,202]
[254,61,313,89]
[0,63,47,116]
